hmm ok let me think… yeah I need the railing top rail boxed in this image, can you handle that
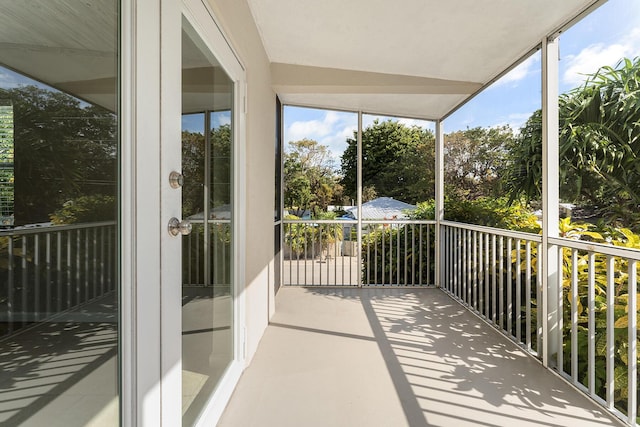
[362,219,436,225]
[549,236,640,260]
[283,219,358,224]
[0,221,117,236]
[283,219,436,225]
[440,220,542,242]
[188,219,231,225]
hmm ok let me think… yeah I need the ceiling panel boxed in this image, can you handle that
[248,0,601,119]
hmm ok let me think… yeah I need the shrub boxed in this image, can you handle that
[50,195,116,225]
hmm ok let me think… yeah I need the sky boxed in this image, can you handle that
[283,0,640,159]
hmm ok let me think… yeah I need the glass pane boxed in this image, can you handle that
[181,18,234,426]
[0,1,120,426]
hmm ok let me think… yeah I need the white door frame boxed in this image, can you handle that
[120,0,246,425]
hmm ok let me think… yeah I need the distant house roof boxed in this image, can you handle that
[346,197,415,220]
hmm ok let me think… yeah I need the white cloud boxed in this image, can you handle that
[397,117,433,130]
[0,70,20,88]
[562,28,640,87]
[285,110,358,165]
[490,112,534,133]
[214,112,231,127]
[286,113,338,143]
[493,55,540,87]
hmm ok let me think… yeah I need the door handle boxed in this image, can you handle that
[169,171,184,189]
[168,217,192,236]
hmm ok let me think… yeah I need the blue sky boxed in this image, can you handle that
[284,0,640,158]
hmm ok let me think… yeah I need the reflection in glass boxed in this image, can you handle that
[0,99,13,226]
[181,18,234,426]
[0,1,119,426]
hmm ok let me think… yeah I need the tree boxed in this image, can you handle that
[284,139,341,215]
[181,122,232,218]
[4,85,117,225]
[444,126,513,199]
[505,57,640,228]
[341,120,435,204]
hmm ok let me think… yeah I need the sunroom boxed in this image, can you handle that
[0,0,638,426]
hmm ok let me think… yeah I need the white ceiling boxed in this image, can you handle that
[247,0,602,119]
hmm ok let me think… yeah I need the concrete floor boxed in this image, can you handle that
[219,287,623,427]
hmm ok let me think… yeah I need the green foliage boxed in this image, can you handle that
[409,197,540,233]
[556,221,640,411]
[181,123,231,218]
[284,139,342,215]
[362,223,432,285]
[444,126,514,199]
[50,195,116,224]
[3,85,117,225]
[341,119,435,204]
[505,217,640,413]
[506,57,640,230]
[284,212,343,258]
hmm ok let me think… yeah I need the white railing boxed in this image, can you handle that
[362,220,436,286]
[183,219,231,287]
[0,221,116,338]
[440,221,639,426]
[551,236,639,425]
[440,221,543,354]
[282,219,436,286]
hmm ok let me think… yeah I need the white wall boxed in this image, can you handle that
[207,0,276,363]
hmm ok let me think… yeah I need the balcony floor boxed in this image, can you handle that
[219,287,622,427]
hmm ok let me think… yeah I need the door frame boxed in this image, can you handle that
[120,0,246,425]
[161,0,247,425]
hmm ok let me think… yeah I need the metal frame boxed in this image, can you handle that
[541,36,560,368]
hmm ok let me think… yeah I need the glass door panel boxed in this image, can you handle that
[0,1,120,426]
[181,18,234,426]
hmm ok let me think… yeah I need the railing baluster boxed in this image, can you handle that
[93,227,97,299]
[195,227,200,285]
[606,255,614,409]
[108,226,113,290]
[571,249,579,384]
[466,228,469,300]
[526,241,532,351]
[536,242,542,355]
[414,224,424,285]
[557,246,563,372]
[516,239,521,343]
[85,227,89,301]
[101,227,105,295]
[588,252,595,395]
[76,230,81,305]
[34,234,40,320]
[8,236,14,334]
[507,237,512,336]
[367,224,371,285]
[57,232,62,313]
[456,228,461,298]
[492,234,497,324]
[22,236,28,326]
[628,259,637,425]
[479,232,484,315]
[467,230,475,308]
[66,230,72,308]
[46,232,51,317]
[396,224,400,285]
[498,236,504,328]
[461,228,466,302]
[473,231,478,311]
[485,233,490,318]
[404,224,408,285]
